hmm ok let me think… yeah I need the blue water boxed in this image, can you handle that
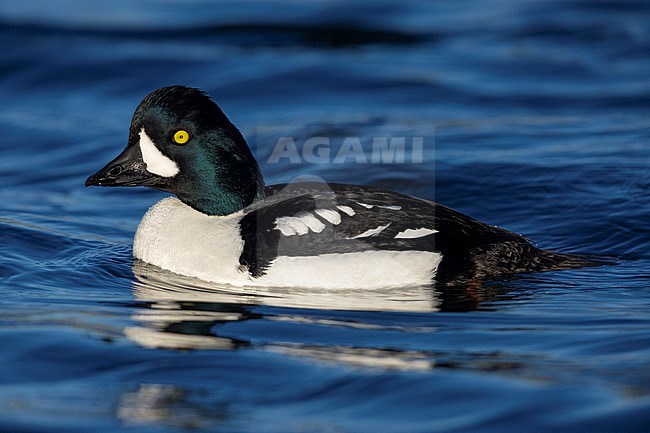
[1,1,649,431]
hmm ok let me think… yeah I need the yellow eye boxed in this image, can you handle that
[173,130,190,144]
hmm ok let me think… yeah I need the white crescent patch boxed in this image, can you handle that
[139,128,180,177]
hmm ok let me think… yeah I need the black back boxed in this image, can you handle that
[238,182,539,284]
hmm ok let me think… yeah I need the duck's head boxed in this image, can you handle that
[86,85,265,216]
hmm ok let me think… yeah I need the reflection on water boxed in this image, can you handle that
[128,260,439,355]
[131,260,440,313]
[268,345,433,372]
[2,0,649,429]
[126,261,512,372]
[118,384,230,430]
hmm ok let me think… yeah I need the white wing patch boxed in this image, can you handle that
[315,208,341,225]
[139,128,179,177]
[275,216,308,236]
[395,228,438,239]
[296,212,326,233]
[352,223,391,239]
[337,205,355,216]
[275,212,326,236]
[356,202,401,211]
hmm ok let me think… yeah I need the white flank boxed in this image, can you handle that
[380,205,401,211]
[337,205,355,216]
[352,223,391,239]
[314,208,341,225]
[139,128,179,177]
[133,197,443,289]
[395,228,438,239]
[357,202,374,209]
[258,251,441,289]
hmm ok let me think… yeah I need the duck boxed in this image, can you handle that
[86,85,593,289]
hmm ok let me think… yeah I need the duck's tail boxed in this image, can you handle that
[533,248,615,271]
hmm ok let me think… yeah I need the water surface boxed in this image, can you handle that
[1,1,649,432]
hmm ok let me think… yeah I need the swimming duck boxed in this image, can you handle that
[86,85,592,289]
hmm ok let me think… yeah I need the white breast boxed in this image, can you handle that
[133,197,442,289]
[133,197,249,285]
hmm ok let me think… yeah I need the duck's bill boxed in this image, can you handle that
[85,145,158,188]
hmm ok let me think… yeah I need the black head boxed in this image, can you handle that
[86,85,265,216]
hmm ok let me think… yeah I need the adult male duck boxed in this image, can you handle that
[86,85,592,289]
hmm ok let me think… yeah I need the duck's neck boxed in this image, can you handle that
[175,131,266,216]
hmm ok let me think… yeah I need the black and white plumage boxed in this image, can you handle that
[86,85,595,289]
[240,181,588,285]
